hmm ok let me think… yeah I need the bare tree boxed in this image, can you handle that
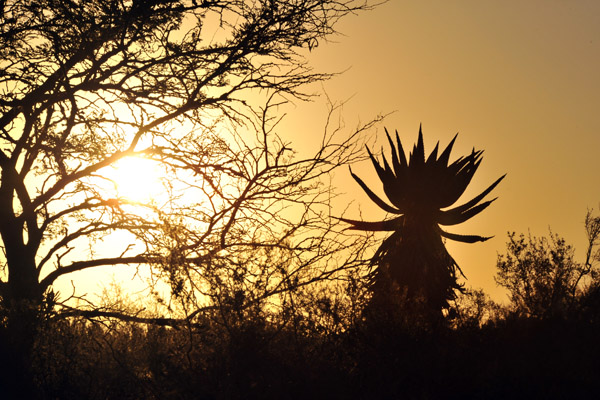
[0,0,379,384]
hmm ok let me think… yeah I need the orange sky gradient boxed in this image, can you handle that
[283,1,600,300]
[41,1,600,304]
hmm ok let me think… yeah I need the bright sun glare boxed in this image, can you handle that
[107,156,165,203]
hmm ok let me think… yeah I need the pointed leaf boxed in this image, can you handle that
[426,141,440,165]
[349,167,403,214]
[365,146,391,185]
[366,145,404,208]
[336,216,403,231]
[442,158,483,207]
[395,130,408,167]
[442,174,506,217]
[411,125,426,166]
[438,133,459,167]
[385,128,403,176]
[440,229,492,243]
[381,150,394,175]
[438,198,497,226]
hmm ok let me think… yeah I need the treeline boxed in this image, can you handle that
[2,215,600,399]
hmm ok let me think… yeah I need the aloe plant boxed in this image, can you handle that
[342,126,505,316]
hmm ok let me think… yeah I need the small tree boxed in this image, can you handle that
[496,210,600,321]
[495,231,586,319]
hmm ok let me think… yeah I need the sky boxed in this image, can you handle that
[45,1,600,304]
[283,0,600,300]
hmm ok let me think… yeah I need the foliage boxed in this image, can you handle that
[496,231,585,319]
[20,287,600,399]
[448,287,505,329]
[342,126,504,319]
[583,208,600,277]
[495,209,600,321]
[6,209,600,399]
[24,271,369,399]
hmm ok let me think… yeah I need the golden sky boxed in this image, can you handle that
[43,1,600,303]
[288,1,600,300]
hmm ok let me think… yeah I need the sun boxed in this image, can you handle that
[107,156,165,204]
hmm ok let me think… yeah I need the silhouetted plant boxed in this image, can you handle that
[495,231,582,319]
[342,126,504,321]
[583,209,600,281]
[448,288,504,329]
[497,211,600,321]
[0,0,378,388]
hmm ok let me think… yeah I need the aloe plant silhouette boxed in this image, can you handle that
[342,126,505,319]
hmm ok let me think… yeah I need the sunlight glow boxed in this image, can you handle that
[107,156,165,204]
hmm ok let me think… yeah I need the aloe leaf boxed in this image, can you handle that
[386,128,403,176]
[395,130,408,167]
[381,151,394,175]
[349,167,403,214]
[442,174,506,217]
[381,180,407,211]
[365,146,388,183]
[438,133,459,167]
[443,158,483,207]
[440,229,491,243]
[336,216,403,231]
[426,141,439,165]
[366,145,401,207]
[437,198,497,226]
[411,124,426,166]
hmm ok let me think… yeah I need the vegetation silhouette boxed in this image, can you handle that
[13,221,600,400]
[0,0,377,396]
[496,211,600,321]
[1,0,600,398]
[341,126,505,323]
[496,231,585,319]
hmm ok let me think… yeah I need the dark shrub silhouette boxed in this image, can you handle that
[496,231,584,319]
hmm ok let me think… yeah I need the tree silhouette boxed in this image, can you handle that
[341,126,505,322]
[0,0,377,391]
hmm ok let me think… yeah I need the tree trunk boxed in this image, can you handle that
[1,248,43,398]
